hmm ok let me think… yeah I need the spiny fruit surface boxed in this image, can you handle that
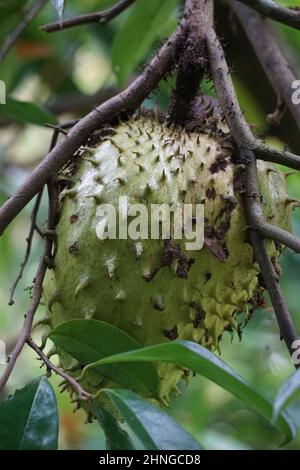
[44,113,292,404]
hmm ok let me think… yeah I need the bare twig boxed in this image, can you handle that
[0,26,184,235]
[41,0,136,33]
[206,26,299,360]
[0,136,59,394]
[8,190,43,306]
[0,187,55,394]
[27,338,93,400]
[254,143,300,171]
[230,1,300,131]
[235,0,300,29]
[0,0,48,64]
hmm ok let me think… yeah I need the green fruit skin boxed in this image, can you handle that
[43,115,292,403]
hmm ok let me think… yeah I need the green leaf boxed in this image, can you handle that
[93,402,135,450]
[104,389,202,450]
[0,376,58,450]
[273,368,300,421]
[51,0,65,24]
[49,319,159,395]
[0,97,57,126]
[82,340,296,444]
[112,0,178,86]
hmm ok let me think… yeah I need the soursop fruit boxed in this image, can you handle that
[43,112,292,403]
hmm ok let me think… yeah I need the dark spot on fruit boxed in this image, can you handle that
[163,326,178,340]
[189,301,206,327]
[209,154,229,174]
[70,214,78,224]
[69,242,80,255]
[205,272,212,282]
[206,187,216,200]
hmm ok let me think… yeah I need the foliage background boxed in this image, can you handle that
[0,0,300,450]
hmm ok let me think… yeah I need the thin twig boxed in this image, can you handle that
[0,0,48,63]
[206,26,299,361]
[0,136,59,394]
[0,194,54,394]
[231,0,300,131]
[254,143,300,171]
[27,338,93,400]
[41,0,136,33]
[0,26,184,235]
[235,0,300,29]
[8,190,43,306]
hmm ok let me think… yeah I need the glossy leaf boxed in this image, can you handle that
[0,98,57,126]
[82,340,296,444]
[112,0,178,85]
[93,402,135,450]
[49,319,159,395]
[273,368,300,421]
[104,389,202,450]
[0,376,58,450]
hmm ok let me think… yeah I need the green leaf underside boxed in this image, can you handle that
[81,340,296,444]
[93,402,135,450]
[0,97,57,126]
[0,377,58,450]
[104,389,203,450]
[49,319,159,394]
[273,368,300,421]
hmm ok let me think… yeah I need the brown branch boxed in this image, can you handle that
[206,26,299,361]
[168,0,213,125]
[230,0,300,132]
[235,0,300,29]
[0,0,48,63]
[254,143,300,171]
[8,190,43,306]
[27,338,93,400]
[41,0,136,33]
[0,26,184,236]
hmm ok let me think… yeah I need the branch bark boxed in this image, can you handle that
[235,0,300,29]
[41,0,136,33]
[168,0,213,125]
[206,26,299,361]
[230,0,300,132]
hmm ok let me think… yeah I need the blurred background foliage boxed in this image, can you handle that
[0,0,300,450]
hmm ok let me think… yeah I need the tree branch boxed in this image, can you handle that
[0,27,184,236]
[235,0,300,29]
[230,0,300,131]
[8,190,43,306]
[41,0,136,33]
[254,143,300,171]
[0,135,59,394]
[27,338,93,400]
[206,25,299,361]
[0,0,48,64]
[168,0,213,125]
